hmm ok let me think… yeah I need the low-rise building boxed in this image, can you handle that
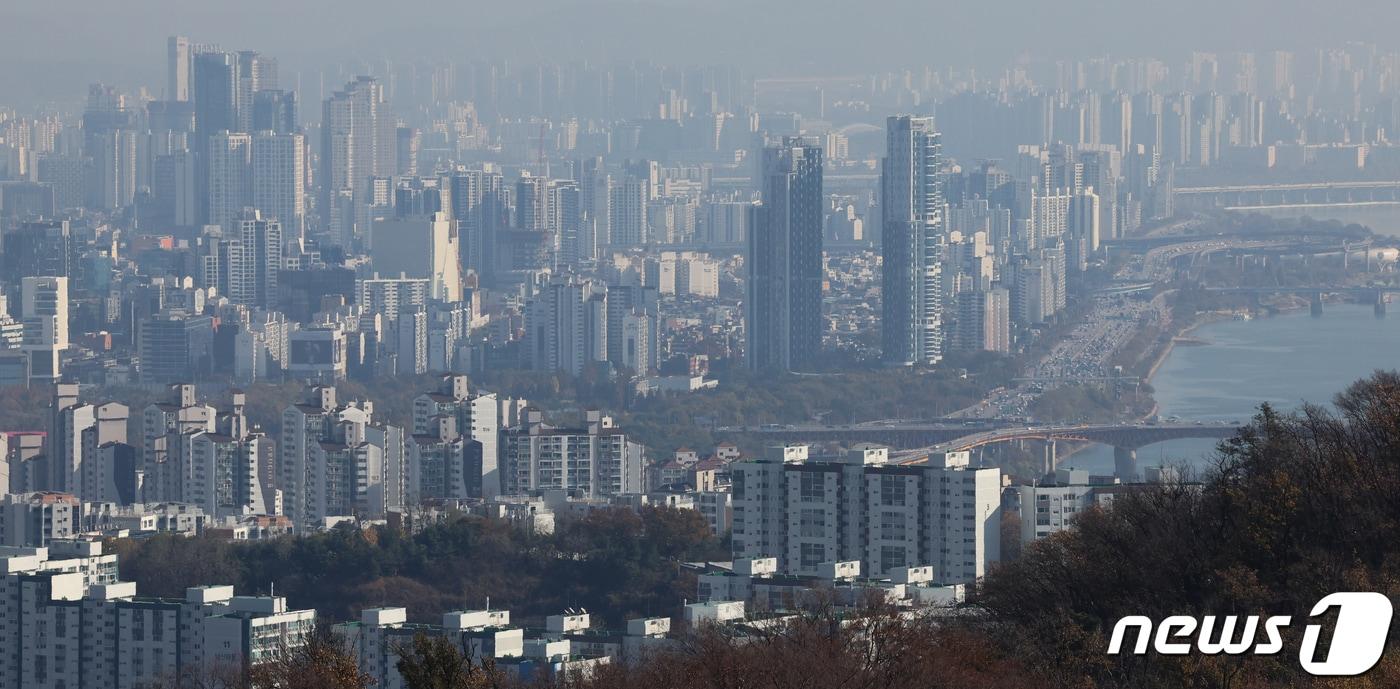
[1015,466,1187,544]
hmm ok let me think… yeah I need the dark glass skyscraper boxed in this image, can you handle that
[192,51,238,147]
[252,89,298,133]
[746,138,823,374]
[192,51,239,225]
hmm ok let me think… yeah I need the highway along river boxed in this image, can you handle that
[1064,303,1400,476]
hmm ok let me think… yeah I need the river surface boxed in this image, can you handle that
[1064,304,1400,476]
[1231,202,1400,236]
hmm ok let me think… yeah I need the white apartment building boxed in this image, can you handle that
[141,384,215,502]
[369,211,462,303]
[336,607,521,689]
[0,541,313,689]
[48,384,130,501]
[250,130,306,244]
[358,276,430,315]
[523,277,610,377]
[1016,467,1184,544]
[203,595,316,673]
[20,276,67,381]
[0,492,80,547]
[280,386,403,531]
[731,445,1001,584]
[141,385,276,517]
[183,431,270,518]
[1017,469,1098,544]
[208,131,252,232]
[410,375,502,500]
[500,410,645,499]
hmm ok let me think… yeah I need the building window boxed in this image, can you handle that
[800,542,826,570]
[799,472,825,502]
[880,476,906,506]
[880,511,907,541]
[799,508,827,538]
[880,546,907,570]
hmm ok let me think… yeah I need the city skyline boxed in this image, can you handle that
[7,1,1400,106]
[2,8,1399,687]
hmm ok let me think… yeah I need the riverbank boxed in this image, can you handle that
[1143,310,1236,383]
[1142,293,1318,384]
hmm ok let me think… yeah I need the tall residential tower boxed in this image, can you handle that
[746,138,823,374]
[881,116,945,367]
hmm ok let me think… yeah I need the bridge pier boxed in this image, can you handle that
[1310,292,1324,317]
[1377,291,1388,319]
[1114,447,1139,481]
[1043,439,1057,475]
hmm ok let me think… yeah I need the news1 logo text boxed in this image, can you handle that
[1107,592,1394,676]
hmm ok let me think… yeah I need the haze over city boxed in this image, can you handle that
[6,0,1400,103]
[1,2,1399,687]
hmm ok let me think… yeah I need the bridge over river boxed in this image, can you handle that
[1175,181,1400,210]
[722,421,1243,476]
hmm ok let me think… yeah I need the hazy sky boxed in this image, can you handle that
[5,0,1398,107]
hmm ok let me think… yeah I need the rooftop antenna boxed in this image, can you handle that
[485,596,490,612]
[270,581,275,597]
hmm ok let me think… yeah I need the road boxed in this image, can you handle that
[949,234,1252,422]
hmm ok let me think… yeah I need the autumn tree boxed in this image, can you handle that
[395,633,503,689]
[247,624,375,689]
[974,371,1400,687]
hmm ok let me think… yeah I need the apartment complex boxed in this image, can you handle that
[0,540,312,689]
[500,410,645,499]
[731,444,1001,584]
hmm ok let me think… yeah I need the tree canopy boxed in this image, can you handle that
[113,506,726,628]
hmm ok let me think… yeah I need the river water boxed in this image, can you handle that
[1235,202,1400,236]
[1064,303,1400,476]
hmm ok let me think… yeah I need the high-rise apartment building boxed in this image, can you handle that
[193,51,240,143]
[500,410,645,498]
[19,276,68,381]
[523,277,608,376]
[46,384,130,500]
[880,116,945,367]
[731,445,1001,584]
[746,138,823,374]
[140,384,216,503]
[252,89,298,133]
[236,50,277,133]
[183,422,272,518]
[192,51,240,225]
[251,130,305,245]
[1068,187,1101,271]
[0,542,314,689]
[410,375,503,500]
[279,386,403,531]
[168,35,192,101]
[609,177,648,247]
[322,77,394,249]
[951,287,1011,353]
[237,209,283,308]
[207,130,251,231]
[369,211,461,302]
